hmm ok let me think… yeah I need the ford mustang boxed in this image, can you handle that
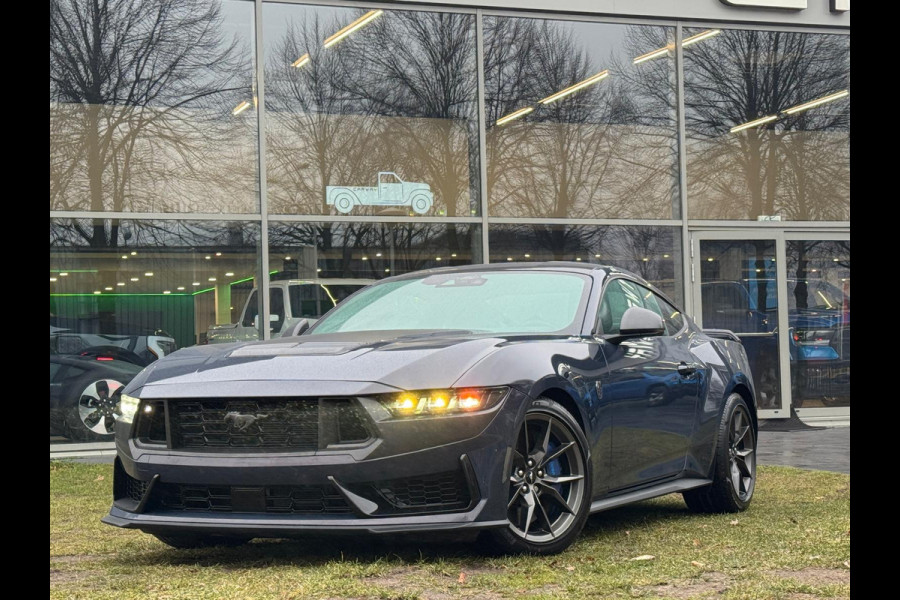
[102,263,758,554]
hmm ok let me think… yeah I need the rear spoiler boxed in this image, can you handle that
[703,329,741,343]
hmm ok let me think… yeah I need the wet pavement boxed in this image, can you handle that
[757,426,850,474]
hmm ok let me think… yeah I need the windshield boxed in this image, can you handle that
[309,271,590,335]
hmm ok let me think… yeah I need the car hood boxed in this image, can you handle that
[129,330,544,399]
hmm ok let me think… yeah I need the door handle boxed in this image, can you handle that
[677,362,697,377]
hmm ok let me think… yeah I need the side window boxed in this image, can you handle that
[598,279,645,334]
[270,288,285,331]
[290,285,321,319]
[654,293,686,335]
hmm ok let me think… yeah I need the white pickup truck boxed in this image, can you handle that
[206,279,373,344]
[326,172,434,215]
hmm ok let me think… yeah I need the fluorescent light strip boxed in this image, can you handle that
[783,90,849,115]
[232,100,251,116]
[633,45,672,65]
[323,10,383,48]
[291,53,310,68]
[539,70,609,105]
[682,29,721,47]
[496,106,534,126]
[730,114,778,133]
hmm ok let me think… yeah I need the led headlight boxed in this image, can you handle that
[379,387,509,418]
[115,393,141,424]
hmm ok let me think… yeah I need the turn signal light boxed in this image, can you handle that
[380,387,509,418]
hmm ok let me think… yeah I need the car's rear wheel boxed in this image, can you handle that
[482,398,591,555]
[153,533,252,549]
[683,393,756,513]
[410,194,432,215]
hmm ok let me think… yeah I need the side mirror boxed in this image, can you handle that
[613,306,665,340]
[284,318,310,337]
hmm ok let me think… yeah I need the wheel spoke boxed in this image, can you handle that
[508,485,523,509]
[735,449,754,477]
[731,410,742,443]
[535,493,556,539]
[538,416,553,460]
[735,425,751,446]
[542,474,584,485]
[536,481,574,514]
[539,441,575,468]
[522,490,536,539]
[730,461,741,494]
[523,417,531,456]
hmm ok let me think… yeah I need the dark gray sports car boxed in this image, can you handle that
[103,263,758,554]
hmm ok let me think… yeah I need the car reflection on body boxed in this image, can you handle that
[103,263,759,555]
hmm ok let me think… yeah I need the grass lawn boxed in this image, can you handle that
[50,462,849,599]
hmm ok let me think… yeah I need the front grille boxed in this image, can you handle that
[373,471,471,511]
[153,483,352,514]
[168,398,319,450]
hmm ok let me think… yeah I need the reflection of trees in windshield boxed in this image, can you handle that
[264,8,479,217]
[50,0,257,224]
[683,29,850,221]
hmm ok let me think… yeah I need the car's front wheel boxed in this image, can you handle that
[481,398,591,555]
[683,393,756,513]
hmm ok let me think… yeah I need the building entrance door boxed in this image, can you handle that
[690,231,790,419]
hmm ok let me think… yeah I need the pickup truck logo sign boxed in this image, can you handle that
[326,171,435,215]
[224,411,270,431]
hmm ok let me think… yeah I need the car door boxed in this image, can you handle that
[598,277,701,491]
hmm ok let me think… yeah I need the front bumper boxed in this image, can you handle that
[103,388,529,537]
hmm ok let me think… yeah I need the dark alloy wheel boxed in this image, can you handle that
[683,393,756,513]
[481,398,591,555]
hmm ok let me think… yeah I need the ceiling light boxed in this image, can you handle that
[375,252,382,257]
[232,100,251,116]
[707,258,714,262]
[93,290,101,295]
[642,258,649,262]
[130,277,139,282]
[833,258,840,262]
[496,106,533,126]
[144,272,154,277]
[323,10,383,48]
[385,269,390,273]
[130,251,137,256]
[663,254,670,258]
[730,114,778,133]
[117,282,125,286]
[60,272,68,277]
[507,257,513,261]
[539,70,609,105]
[205,256,211,260]
[225,272,234,277]
[451,253,457,258]
[682,29,721,47]
[121,255,128,259]
[292,53,310,68]
[163,290,171,294]
[208,277,216,282]
[215,252,222,256]
[50,277,57,282]
[575,257,582,261]
[285,256,291,260]
[316,268,322,272]
[192,282,201,286]
[525,254,532,258]
[436,257,442,261]
[362,256,368,261]
[104,287,113,291]
[633,46,672,64]
[177,286,185,291]
[783,90,849,115]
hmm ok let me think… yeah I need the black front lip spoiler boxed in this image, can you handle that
[101,499,507,536]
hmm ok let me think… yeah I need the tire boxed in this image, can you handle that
[333,194,354,214]
[410,194,432,215]
[683,393,756,513]
[153,533,252,549]
[480,397,592,555]
[61,378,126,442]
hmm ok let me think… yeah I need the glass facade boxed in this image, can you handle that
[49,0,849,448]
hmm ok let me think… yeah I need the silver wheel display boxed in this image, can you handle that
[78,379,124,436]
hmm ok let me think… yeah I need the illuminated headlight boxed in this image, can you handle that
[379,387,509,418]
[116,393,141,424]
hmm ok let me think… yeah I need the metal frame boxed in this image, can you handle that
[255,0,272,340]
[689,229,792,419]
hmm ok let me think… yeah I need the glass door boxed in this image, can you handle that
[785,234,850,421]
[691,232,791,418]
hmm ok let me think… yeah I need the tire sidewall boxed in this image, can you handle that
[488,397,592,555]
[714,394,756,510]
